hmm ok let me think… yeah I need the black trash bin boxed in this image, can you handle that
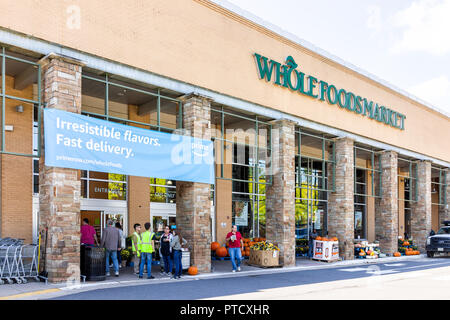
[80,244,106,281]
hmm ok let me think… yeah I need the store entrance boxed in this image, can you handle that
[81,210,126,239]
[152,215,176,234]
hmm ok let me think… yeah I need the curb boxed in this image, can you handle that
[0,254,430,299]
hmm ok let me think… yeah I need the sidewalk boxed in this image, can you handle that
[0,254,427,300]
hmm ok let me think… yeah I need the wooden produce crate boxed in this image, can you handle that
[249,249,280,267]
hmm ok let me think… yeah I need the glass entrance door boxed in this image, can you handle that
[101,211,126,237]
[152,215,168,234]
[81,210,102,242]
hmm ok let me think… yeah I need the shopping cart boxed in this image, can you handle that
[0,238,37,284]
[0,243,22,284]
[17,245,40,283]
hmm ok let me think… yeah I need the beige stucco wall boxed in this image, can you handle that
[0,0,449,162]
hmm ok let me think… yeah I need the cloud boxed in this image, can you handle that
[366,5,382,32]
[408,75,450,114]
[391,0,450,55]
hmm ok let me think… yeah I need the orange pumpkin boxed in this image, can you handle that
[332,237,338,241]
[211,241,220,251]
[216,246,228,257]
[316,236,322,241]
[260,238,266,242]
[188,266,198,275]
[403,241,410,246]
[393,252,401,257]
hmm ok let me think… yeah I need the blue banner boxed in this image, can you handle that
[44,108,214,184]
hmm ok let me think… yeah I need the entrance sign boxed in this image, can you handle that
[44,108,214,184]
[254,53,406,130]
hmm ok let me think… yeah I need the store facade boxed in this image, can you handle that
[0,0,448,282]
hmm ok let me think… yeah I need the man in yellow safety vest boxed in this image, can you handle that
[139,222,156,279]
[131,223,142,274]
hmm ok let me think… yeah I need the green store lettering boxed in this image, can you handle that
[254,53,406,130]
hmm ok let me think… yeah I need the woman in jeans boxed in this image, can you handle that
[160,226,173,276]
[170,230,187,279]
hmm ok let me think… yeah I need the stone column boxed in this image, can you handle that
[38,54,83,283]
[265,119,296,267]
[176,93,212,273]
[328,137,354,260]
[375,151,398,255]
[410,161,432,252]
[438,170,450,228]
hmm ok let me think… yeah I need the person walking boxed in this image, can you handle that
[115,222,124,268]
[139,222,156,279]
[225,225,244,273]
[101,219,121,277]
[160,226,173,276]
[309,228,318,258]
[80,218,99,246]
[170,229,187,279]
[131,223,142,274]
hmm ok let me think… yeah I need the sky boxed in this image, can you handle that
[224,0,450,116]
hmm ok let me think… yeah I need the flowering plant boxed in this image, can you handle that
[120,249,131,260]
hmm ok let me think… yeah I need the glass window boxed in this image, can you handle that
[354,168,367,239]
[431,167,447,206]
[150,178,176,203]
[81,171,127,200]
[214,105,271,238]
[354,204,366,239]
[0,49,40,157]
[294,128,333,240]
[81,73,181,133]
[82,74,106,116]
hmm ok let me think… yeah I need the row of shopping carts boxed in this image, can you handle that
[0,238,39,284]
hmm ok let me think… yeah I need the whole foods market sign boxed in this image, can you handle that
[254,53,406,130]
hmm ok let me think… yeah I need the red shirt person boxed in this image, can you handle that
[81,218,99,246]
[226,225,244,272]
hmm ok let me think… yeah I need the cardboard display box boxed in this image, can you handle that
[313,240,339,262]
[249,249,280,267]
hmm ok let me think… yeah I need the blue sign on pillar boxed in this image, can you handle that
[44,108,214,184]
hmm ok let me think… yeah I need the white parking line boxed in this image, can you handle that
[337,261,450,274]
[396,261,450,271]
[338,267,368,272]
